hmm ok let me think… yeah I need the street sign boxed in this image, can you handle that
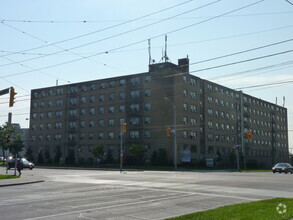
[0,88,9,96]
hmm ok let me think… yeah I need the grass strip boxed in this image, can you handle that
[0,174,19,180]
[167,198,293,220]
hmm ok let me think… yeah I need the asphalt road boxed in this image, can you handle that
[0,168,292,220]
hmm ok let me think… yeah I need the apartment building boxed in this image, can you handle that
[29,57,289,168]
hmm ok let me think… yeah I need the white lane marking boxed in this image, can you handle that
[23,190,258,220]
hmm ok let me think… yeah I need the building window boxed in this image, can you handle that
[80,121,86,128]
[130,131,139,139]
[145,75,151,83]
[109,119,115,126]
[190,105,196,112]
[144,117,151,124]
[119,105,125,112]
[70,86,78,93]
[99,119,104,127]
[56,111,63,118]
[99,95,105,102]
[108,132,114,139]
[90,96,95,103]
[90,83,96,90]
[47,112,52,118]
[190,91,196,99]
[130,117,140,125]
[190,118,197,126]
[130,77,140,85]
[144,131,151,138]
[100,82,106,89]
[183,117,188,124]
[190,131,197,139]
[183,89,188,97]
[48,101,53,107]
[55,122,62,129]
[70,98,78,105]
[69,122,77,129]
[109,106,115,113]
[183,131,188,138]
[183,103,188,111]
[98,132,104,139]
[69,110,77,117]
[99,107,105,114]
[144,103,151,110]
[80,109,86,116]
[130,104,139,111]
[119,92,125,100]
[130,90,140,98]
[190,78,197,86]
[145,89,151,97]
[80,133,85,140]
[56,100,63,106]
[110,81,115,87]
[89,108,95,115]
[89,120,95,127]
[81,97,86,104]
[56,88,63,95]
[119,79,126,86]
[109,93,115,100]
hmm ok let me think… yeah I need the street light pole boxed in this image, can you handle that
[165,97,177,170]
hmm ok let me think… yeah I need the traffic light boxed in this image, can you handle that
[122,122,127,133]
[5,133,10,143]
[247,131,253,140]
[167,127,171,136]
[9,87,17,107]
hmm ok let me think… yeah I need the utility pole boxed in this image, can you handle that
[120,122,123,173]
[165,97,177,170]
[240,91,246,170]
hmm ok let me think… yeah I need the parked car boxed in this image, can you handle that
[6,158,34,170]
[272,163,293,174]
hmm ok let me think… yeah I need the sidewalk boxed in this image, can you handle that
[0,169,46,187]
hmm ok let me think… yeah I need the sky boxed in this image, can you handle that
[0,0,293,152]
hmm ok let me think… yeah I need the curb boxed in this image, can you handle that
[0,180,45,187]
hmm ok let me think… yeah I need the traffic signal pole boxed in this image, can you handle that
[240,91,247,170]
[120,123,123,173]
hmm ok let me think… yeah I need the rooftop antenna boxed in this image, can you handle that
[148,39,151,66]
[56,79,58,86]
[283,96,285,107]
[164,35,169,62]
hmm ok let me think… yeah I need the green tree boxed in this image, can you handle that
[38,152,44,164]
[54,147,62,164]
[44,150,52,164]
[106,149,114,164]
[152,148,168,166]
[66,149,75,165]
[0,123,15,164]
[92,145,104,166]
[128,144,145,166]
[25,146,34,162]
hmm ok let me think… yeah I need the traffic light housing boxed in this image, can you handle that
[5,133,10,143]
[167,127,171,136]
[122,122,127,133]
[247,131,253,140]
[9,87,17,107]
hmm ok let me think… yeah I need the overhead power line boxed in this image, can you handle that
[235,79,293,90]
[0,0,195,59]
[189,49,293,74]
[0,0,265,79]
[1,11,293,23]
[2,25,293,56]
[0,0,221,68]
[190,38,293,66]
